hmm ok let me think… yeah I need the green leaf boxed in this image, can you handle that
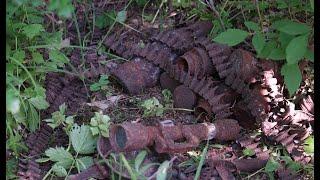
[48,0,74,18]
[244,21,260,32]
[36,157,50,163]
[90,83,101,92]
[135,150,147,171]
[276,0,288,9]
[12,50,25,63]
[213,29,249,46]
[49,50,69,67]
[286,35,308,64]
[303,136,314,154]
[242,148,255,156]
[52,164,68,177]
[279,32,294,48]
[22,24,44,39]
[310,0,314,11]
[252,33,265,54]
[28,96,49,110]
[156,160,171,180]
[32,51,44,64]
[76,156,94,172]
[90,127,100,136]
[194,143,208,180]
[120,153,137,180]
[268,49,286,60]
[276,21,311,35]
[70,124,97,154]
[265,158,280,172]
[45,147,74,169]
[271,19,292,29]
[116,10,127,23]
[95,14,107,29]
[27,102,39,132]
[258,40,277,58]
[281,63,302,96]
[304,49,314,62]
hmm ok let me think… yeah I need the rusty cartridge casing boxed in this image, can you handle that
[109,119,240,153]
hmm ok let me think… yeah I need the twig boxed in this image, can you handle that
[206,0,226,31]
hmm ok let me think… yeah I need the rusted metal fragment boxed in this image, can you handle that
[215,164,236,180]
[160,72,181,92]
[68,164,109,180]
[109,119,240,153]
[214,119,241,141]
[194,98,212,121]
[233,158,268,173]
[173,85,197,109]
[18,158,42,180]
[111,57,160,95]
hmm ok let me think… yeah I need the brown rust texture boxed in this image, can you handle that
[173,85,197,109]
[109,119,240,153]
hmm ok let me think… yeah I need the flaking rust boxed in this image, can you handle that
[109,119,240,153]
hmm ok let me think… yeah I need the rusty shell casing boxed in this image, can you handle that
[173,85,197,109]
[194,98,212,120]
[111,58,160,95]
[109,122,159,152]
[160,123,212,141]
[213,119,241,141]
[160,72,181,92]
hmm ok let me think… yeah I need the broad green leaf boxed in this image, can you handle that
[286,35,308,64]
[135,150,147,171]
[244,21,260,32]
[258,40,277,58]
[27,102,39,132]
[268,49,286,60]
[90,83,101,91]
[90,127,100,136]
[281,63,302,96]
[52,164,68,177]
[276,21,311,35]
[276,0,288,9]
[271,19,292,29]
[32,51,44,64]
[45,147,74,168]
[252,33,265,54]
[213,29,249,46]
[120,153,137,180]
[70,124,97,154]
[49,50,69,67]
[242,148,255,156]
[48,0,74,18]
[96,14,108,29]
[28,96,49,110]
[265,158,280,172]
[279,32,294,48]
[116,10,127,23]
[304,49,314,62]
[12,50,25,63]
[76,156,94,172]
[22,24,44,39]
[194,143,208,180]
[156,160,171,180]
[303,136,314,154]
[36,158,50,163]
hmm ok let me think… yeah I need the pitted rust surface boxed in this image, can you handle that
[160,72,181,92]
[109,119,240,153]
[173,85,197,109]
[110,57,160,94]
[194,98,212,121]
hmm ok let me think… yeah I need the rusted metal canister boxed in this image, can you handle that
[110,58,160,95]
[194,98,212,120]
[108,119,241,153]
[160,72,181,92]
[173,85,197,109]
[109,122,159,152]
[229,49,259,84]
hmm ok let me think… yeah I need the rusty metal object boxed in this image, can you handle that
[173,85,197,109]
[18,158,42,180]
[176,47,213,78]
[109,119,240,153]
[194,98,212,121]
[69,163,109,180]
[299,94,314,114]
[160,72,181,92]
[111,57,160,95]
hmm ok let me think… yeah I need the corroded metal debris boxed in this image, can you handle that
[173,85,197,109]
[109,119,240,153]
[160,72,180,92]
[110,57,160,94]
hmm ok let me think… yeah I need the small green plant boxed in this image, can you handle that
[303,135,314,155]
[161,89,173,106]
[90,112,111,137]
[44,103,75,130]
[242,148,256,157]
[38,123,97,178]
[90,75,110,92]
[140,97,164,117]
